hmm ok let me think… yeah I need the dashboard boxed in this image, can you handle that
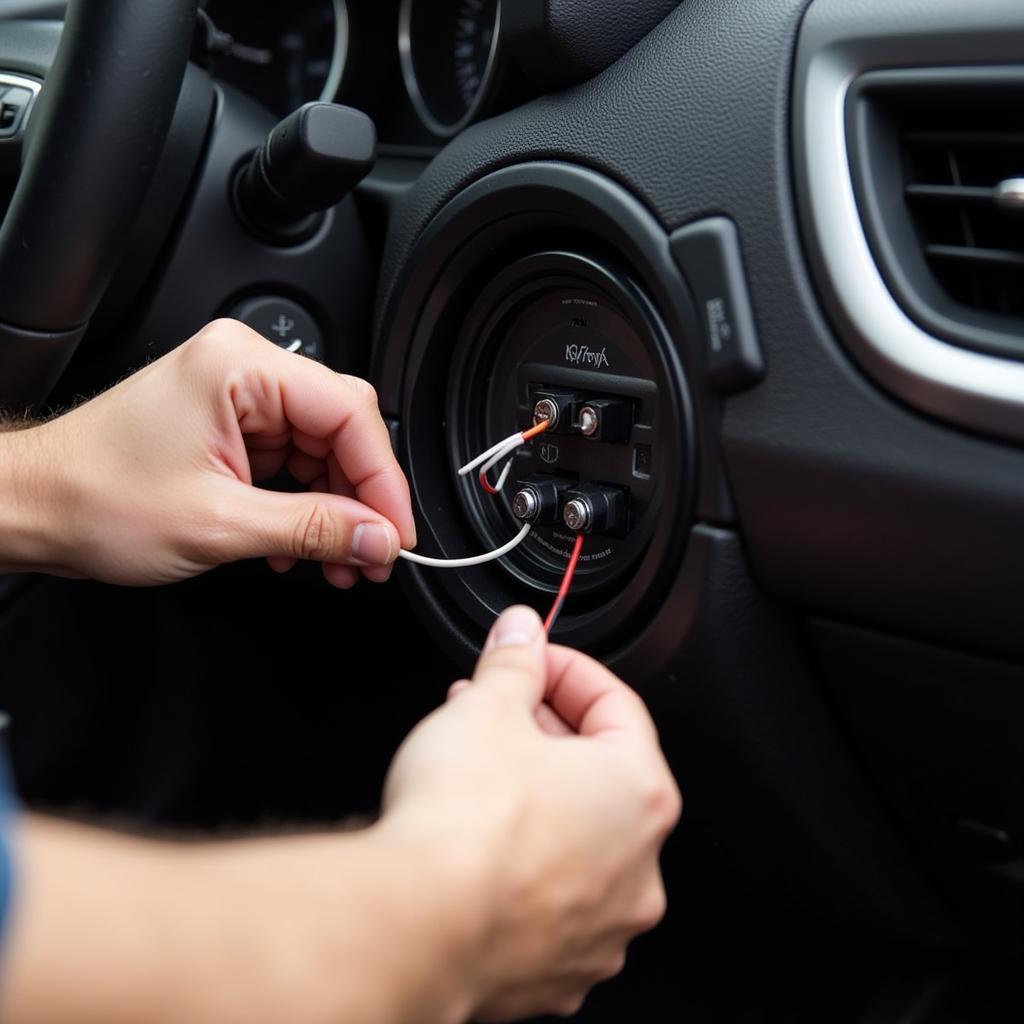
[200,0,517,151]
[7,0,1024,1018]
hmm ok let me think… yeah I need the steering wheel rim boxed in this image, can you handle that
[0,0,197,412]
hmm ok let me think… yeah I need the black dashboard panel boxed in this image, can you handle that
[375,0,1024,663]
[371,0,1024,958]
[7,0,1024,1012]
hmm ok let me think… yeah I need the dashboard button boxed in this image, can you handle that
[0,86,34,138]
[226,295,324,361]
[669,216,764,393]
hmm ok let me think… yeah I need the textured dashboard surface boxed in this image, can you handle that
[378,0,1024,660]
[379,0,809,310]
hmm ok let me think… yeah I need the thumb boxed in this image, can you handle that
[210,480,401,566]
[472,606,547,710]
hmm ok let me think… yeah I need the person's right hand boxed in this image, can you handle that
[382,605,681,1021]
[0,607,678,1024]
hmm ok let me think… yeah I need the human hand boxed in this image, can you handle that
[10,319,414,587]
[381,605,682,1020]
[0,609,678,1024]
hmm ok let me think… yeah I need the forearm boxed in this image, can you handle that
[0,815,479,1024]
[0,422,70,575]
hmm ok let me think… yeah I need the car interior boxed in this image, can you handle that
[2,0,1024,1020]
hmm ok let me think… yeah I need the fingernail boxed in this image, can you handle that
[351,523,395,566]
[362,564,393,584]
[490,606,541,648]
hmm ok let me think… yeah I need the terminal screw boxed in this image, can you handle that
[512,476,573,526]
[529,388,585,433]
[576,397,633,443]
[533,398,560,429]
[512,487,541,523]
[563,497,593,532]
[562,483,628,536]
[579,405,599,437]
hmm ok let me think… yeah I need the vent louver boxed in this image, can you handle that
[848,70,1024,361]
[904,129,1024,319]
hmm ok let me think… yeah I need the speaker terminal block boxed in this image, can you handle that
[530,387,633,443]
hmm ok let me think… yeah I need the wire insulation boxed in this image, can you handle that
[544,533,585,632]
[457,430,525,477]
[398,523,532,568]
[521,419,550,441]
[479,458,512,495]
[457,420,551,489]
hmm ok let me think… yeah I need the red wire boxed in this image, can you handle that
[479,467,503,494]
[544,532,585,632]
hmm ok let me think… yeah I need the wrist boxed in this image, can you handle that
[0,421,72,574]
[369,815,488,1023]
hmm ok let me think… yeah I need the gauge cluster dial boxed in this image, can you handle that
[398,0,501,137]
[200,0,513,146]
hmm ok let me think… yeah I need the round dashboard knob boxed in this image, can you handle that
[226,295,324,361]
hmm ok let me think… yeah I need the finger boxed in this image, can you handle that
[208,480,401,567]
[326,454,356,498]
[544,645,659,744]
[245,429,293,451]
[249,446,291,481]
[361,564,393,584]
[534,701,573,736]
[448,675,568,732]
[286,448,326,485]
[471,606,547,711]
[267,555,296,574]
[446,680,470,702]
[323,563,359,589]
[328,457,388,586]
[230,340,416,550]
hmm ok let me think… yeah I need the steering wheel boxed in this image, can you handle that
[0,0,196,411]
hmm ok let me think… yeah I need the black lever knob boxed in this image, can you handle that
[236,102,376,244]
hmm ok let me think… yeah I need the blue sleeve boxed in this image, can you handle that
[0,716,14,947]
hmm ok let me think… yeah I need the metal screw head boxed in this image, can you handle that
[995,177,1024,211]
[563,497,593,532]
[512,487,540,522]
[579,405,599,437]
[533,398,559,428]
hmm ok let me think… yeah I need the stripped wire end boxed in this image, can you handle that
[473,419,551,495]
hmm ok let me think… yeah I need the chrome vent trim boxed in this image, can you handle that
[794,0,1024,442]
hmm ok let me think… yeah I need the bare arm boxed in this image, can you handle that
[0,607,679,1023]
[0,323,679,1022]
[0,815,476,1024]
[0,319,415,586]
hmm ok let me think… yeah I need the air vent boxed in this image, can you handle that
[848,69,1024,361]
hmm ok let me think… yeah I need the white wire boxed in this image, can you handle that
[457,429,524,476]
[475,439,521,493]
[490,458,513,491]
[478,440,515,477]
[398,523,532,568]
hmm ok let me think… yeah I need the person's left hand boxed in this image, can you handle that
[11,319,415,587]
